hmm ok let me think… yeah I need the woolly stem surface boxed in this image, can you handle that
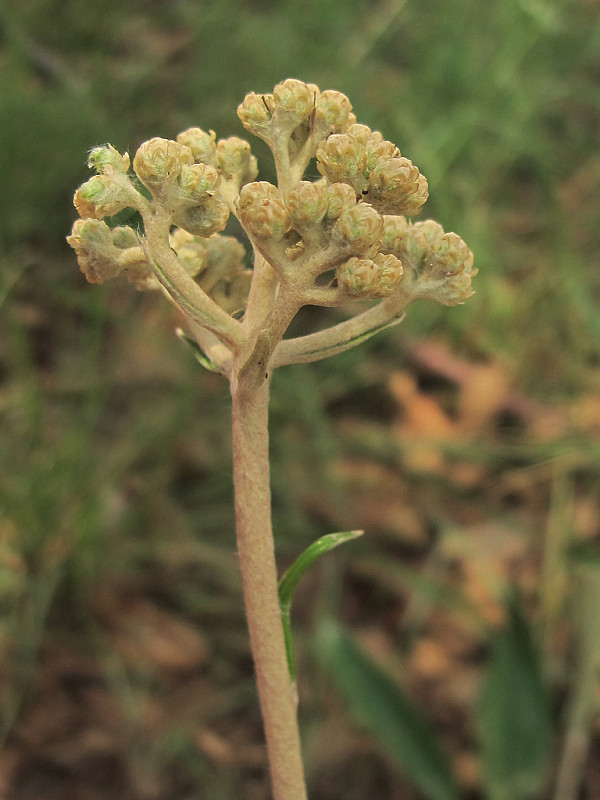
[231,354,308,800]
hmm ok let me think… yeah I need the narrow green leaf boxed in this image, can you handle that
[176,329,221,372]
[278,530,363,682]
[478,599,553,800]
[316,619,462,800]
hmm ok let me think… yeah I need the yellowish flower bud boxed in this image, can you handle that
[176,128,218,166]
[313,91,354,140]
[286,181,328,225]
[423,232,476,304]
[338,252,403,298]
[316,133,367,185]
[170,228,209,277]
[237,181,280,212]
[217,137,258,184]
[332,203,384,254]
[66,218,122,283]
[241,197,291,240]
[87,144,130,174]
[174,198,230,237]
[175,162,220,205]
[325,182,357,220]
[133,137,193,195]
[368,157,428,215]
[73,174,135,219]
[210,270,252,315]
[272,78,315,121]
[237,92,274,138]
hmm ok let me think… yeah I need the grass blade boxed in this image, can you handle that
[478,599,553,800]
[316,619,462,800]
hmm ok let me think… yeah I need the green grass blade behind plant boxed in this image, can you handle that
[316,619,463,800]
[478,598,553,800]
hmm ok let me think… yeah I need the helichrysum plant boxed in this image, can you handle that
[68,79,475,800]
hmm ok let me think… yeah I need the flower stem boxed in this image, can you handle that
[230,355,308,800]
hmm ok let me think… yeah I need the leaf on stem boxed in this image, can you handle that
[278,530,363,682]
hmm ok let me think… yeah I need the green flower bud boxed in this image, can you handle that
[332,203,384,255]
[111,226,139,250]
[325,182,357,220]
[381,214,411,254]
[338,252,403,298]
[217,137,258,185]
[133,137,193,195]
[286,181,329,225]
[176,128,218,166]
[368,157,428,215]
[87,144,130,174]
[173,198,230,237]
[316,133,367,186]
[73,174,135,219]
[237,92,274,138]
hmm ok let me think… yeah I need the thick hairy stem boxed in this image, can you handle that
[231,359,308,800]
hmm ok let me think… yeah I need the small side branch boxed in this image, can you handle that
[142,210,244,350]
[270,295,409,367]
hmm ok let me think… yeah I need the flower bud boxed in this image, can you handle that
[170,228,209,277]
[210,271,252,315]
[176,128,218,166]
[240,196,291,240]
[368,157,428,215]
[325,182,357,220]
[111,226,139,250]
[133,137,193,195]
[313,90,354,140]
[175,162,220,205]
[174,198,230,237]
[381,214,411,254]
[286,181,328,225]
[66,218,122,283]
[87,144,130,174]
[272,78,315,121]
[423,232,476,305]
[237,181,280,212]
[217,137,258,184]
[332,203,384,255]
[237,92,274,138]
[73,174,135,219]
[338,252,403,298]
[316,133,367,185]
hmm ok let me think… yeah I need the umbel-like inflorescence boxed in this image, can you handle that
[68,79,475,373]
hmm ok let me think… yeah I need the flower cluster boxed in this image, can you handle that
[68,78,475,332]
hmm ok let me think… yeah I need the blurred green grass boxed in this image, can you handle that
[1,0,600,797]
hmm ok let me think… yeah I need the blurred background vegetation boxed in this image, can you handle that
[1,0,600,798]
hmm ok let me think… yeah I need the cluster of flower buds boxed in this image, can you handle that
[170,229,251,314]
[316,123,428,216]
[68,79,474,326]
[67,218,151,286]
[237,78,357,166]
[380,216,476,305]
